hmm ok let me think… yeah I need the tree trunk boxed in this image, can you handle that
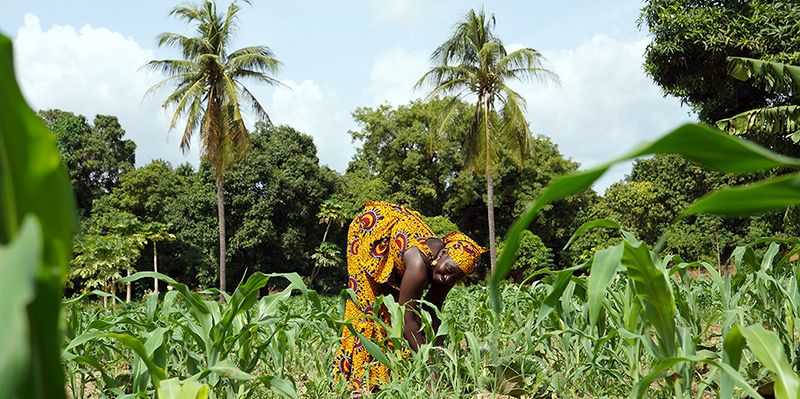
[322,221,331,243]
[126,270,131,303]
[216,172,227,295]
[484,95,497,275]
[153,241,159,294]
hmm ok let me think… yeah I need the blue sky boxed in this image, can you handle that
[1,0,694,191]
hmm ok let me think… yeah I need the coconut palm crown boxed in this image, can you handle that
[145,0,281,292]
[415,8,558,273]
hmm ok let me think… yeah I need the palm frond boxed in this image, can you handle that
[181,97,203,152]
[478,40,505,70]
[165,78,206,132]
[220,2,241,51]
[200,87,227,172]
[414,65,473,94]
[464,99,498,173]
[728,56,800,96]
[143,59,198,77]
[429,94,468,156]
[431,9,495,67]
[224,103,251,158]
[237,83,271,124]
[154,33,210,58]
[230,69,285,88]
[498,88,530,169]
[716,105,800,139]
[142,72,196,100]
[497,48,561,86]
[227,46,281,74]
[169,3,204,24]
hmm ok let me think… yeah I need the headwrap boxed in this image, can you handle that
[441,232,487,275]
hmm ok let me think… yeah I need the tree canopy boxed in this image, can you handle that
[41,110,135,216]
[640,0,800,127]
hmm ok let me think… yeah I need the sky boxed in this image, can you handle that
[1,0,695,192]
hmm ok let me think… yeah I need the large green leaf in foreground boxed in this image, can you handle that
[0,33,76,398]
[0,218,42,394]
[491,122,800,314]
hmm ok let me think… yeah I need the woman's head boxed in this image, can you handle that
[431,232,486,286]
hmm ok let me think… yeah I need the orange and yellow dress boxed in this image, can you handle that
[333,201,436,390]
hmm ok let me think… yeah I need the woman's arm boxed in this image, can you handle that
[423,282,452,346]
[399,248,429,351]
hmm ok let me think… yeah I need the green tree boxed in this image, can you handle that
[423,215,460,237]
[344,98,473,217]
[170,123,338,287]
[640,0,800,132]
[317,198,347,243]
[498,230,553,283]
[146,0,281,292]
[310,241,340,287]
[105,160,185,224]
[69,201,146,305]
[100,160,193,292]
[416,8,558,273]
[40,110,135,216]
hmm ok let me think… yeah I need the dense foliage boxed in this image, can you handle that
[40,110,135,216]
[640,0,800,129]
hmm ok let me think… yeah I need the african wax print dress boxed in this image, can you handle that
[333,201,436,389]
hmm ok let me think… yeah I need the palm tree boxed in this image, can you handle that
[146,0,281,292]
[415,8,558,274]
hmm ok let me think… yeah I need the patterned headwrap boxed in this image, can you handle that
[440,232,487,275]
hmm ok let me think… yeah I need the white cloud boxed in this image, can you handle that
[514,35,694,192]
[366,47,429,106]
[12,14,201,169]
[267,79,354,171]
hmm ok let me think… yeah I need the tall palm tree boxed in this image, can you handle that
[146,0,281,292]
[415,9,558,274]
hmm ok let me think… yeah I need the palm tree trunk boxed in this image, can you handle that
[216,172,227,294]
[153,241,159,294]
[484,95,497,275]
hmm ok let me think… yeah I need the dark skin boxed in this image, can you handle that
[399,238,465,351]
